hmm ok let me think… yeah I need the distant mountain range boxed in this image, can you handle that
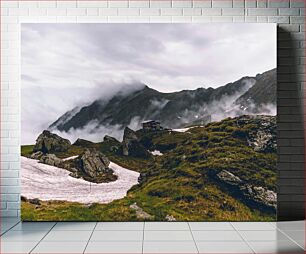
[49,68,276,132]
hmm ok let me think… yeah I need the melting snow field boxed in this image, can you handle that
[21,156,140,204]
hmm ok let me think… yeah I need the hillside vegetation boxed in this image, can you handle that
[21,114,276,221]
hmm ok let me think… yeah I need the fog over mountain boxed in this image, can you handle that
[48,69,276,143]
[21,24,276,144]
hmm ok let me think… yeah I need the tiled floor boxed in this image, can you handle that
[0,218,304,253]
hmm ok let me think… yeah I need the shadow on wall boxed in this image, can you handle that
[277,27,305,221]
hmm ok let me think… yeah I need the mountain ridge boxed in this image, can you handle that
[49,68,276,135]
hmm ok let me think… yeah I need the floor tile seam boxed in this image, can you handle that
[83,222,97,254]
[29,222,57,254]
[142,221,145,254]
[229,222,256,254]
[276,227,305,250]
[268,222,277,229]
[187,222,200,254]
[0,220,21,236]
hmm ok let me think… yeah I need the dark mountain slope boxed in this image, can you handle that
[49,69,276,133]
[234,69,276,112]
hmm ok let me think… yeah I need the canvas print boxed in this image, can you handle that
[21,24,277,221]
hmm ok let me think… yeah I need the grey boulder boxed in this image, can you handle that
[33,130,71,154]
[122,127,150,158]
[39,154,63,167]
[78,149,110,178]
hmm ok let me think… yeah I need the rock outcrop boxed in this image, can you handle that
[73,138,94,147]
[213,169,276,212]
[248,129,276,153]
[122,127,150,158]
[104,135,119,143]
[77,149,110,178]
[217,170,242,186]
[236,115,276,153]
[240,185,277,209]
[62,149,117,183]
[33,130,71,154]
[103,135,121,153]
[33,142,117,183]
[39,154,63,167]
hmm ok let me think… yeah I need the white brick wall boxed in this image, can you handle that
[0,0,305,218]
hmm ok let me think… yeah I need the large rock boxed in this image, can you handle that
[33,130,71,154]
[77,149,111,178]
[241,185,277,210]
[212,169,276,211]
[217,170,242,186]
[39,154,63,167]
[122,127,150,158]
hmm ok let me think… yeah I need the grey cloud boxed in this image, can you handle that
[21,23,276,144]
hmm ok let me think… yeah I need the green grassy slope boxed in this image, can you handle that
[21,115,277,221]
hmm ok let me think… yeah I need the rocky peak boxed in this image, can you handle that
[33,130,71,154]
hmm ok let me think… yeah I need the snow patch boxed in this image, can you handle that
[21,156,140,204]
[149,150,163,156]
[172,127,192,133]
[62,155,79,161]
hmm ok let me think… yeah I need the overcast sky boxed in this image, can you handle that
[21,23,276,144]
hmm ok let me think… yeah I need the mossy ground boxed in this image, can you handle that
[21,145,35,157]
[21,116,277,221]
